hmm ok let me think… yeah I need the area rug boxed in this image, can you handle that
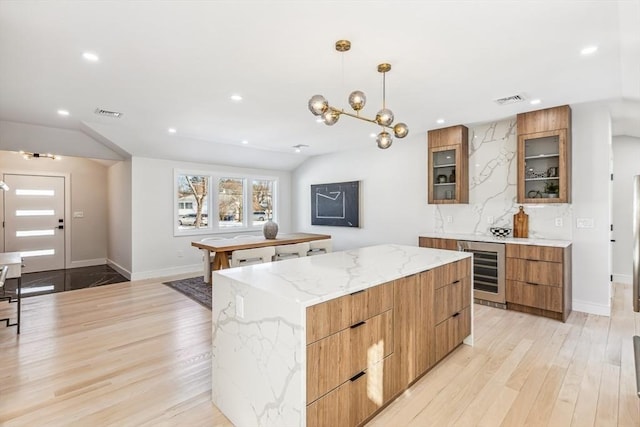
[162,276,211,310]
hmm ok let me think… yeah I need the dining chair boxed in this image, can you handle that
[200,237,227,282]
[274,242,310,261]
[1,265,18,331]
[230,247,276,267]
[307,239,333,256]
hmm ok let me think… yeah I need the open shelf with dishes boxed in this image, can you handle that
[428,125,468,204]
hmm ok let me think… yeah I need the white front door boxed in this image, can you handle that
[3,174,65,273]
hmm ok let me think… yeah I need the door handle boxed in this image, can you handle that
[58,225,64,230]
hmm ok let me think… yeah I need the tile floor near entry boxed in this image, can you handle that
[2,265,129,298]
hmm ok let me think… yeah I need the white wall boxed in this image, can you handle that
[0,150,109,266]
[293,133,432,251]
[107,160,132,278]
[130,157,292,280]
[293,102,613,315]
[612,135,640,283]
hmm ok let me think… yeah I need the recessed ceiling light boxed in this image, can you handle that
[436,118,445,124]
[230,94,243,101]
[316,118,324,123]
[530,99,541,105]
[168,128,177,134]
[580,45,598,56]
[82,52,99,62]
[241,140,249,145]
[57,109,70,116]
[369,133,376,138]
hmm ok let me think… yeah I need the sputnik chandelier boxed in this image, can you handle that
[308,40,409,149]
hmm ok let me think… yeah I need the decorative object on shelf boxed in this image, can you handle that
[526,169,547,179]
[310,180,360,227]
[449,168,456,183]
[445,190,453,199]
[307,40,408,149]
[263,220,279,239]
[527,190,542,198]
[543,181,559,198]
[19,150,60,160]
[437,174,447,184]
[513,205,529,238]
[0,181,8,191]
[547,166,558,177]
[490,227,512,238]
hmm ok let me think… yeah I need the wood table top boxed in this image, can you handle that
[191,233,331,252]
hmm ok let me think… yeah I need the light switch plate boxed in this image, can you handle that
[576,218,594,229]
[73,211,84,218]
[446,216,453,223]
[555,217,563,227]
[235,295,244,319]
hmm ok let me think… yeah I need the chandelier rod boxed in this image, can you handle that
[328,107,394,131]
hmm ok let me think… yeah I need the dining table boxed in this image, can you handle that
[191,232,331,283]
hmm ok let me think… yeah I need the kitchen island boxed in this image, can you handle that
[212,244,472,427]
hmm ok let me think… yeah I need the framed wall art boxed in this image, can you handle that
[310,180,359,227]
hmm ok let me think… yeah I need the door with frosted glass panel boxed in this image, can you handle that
[3,174,65,273]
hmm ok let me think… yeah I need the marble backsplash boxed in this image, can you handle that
[432,119,572,240]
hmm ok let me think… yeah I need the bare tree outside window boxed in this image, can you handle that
[252,179,274,226]
[219,178,244,228]
[177,175,209,229]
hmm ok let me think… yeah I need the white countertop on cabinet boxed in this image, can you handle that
[419,232,571,248]
[212,244,472,427]
[214,243,471,307]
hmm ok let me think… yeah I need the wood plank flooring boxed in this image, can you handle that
[1,278,639,426]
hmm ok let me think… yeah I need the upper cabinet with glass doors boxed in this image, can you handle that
[427,125,469,204]
[517,105,571,204]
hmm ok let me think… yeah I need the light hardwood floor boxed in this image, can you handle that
[1,279,639,426]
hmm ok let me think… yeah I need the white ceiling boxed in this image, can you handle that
[1,0,639,170]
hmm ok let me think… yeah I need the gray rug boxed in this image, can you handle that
[162,276,211,309]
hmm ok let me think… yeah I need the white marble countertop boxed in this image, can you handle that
[214,244,471,307]
[419,232,571,248]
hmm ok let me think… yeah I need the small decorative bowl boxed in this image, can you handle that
[490,227,512,238]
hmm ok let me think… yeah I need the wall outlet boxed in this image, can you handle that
[487,216,494,224]
[235,295,244,318]
[73,211,84,218]
[177,249,184,258]
[446,216,453,223]
[555,217,563,227]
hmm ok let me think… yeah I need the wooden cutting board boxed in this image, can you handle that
[513,205,529,238]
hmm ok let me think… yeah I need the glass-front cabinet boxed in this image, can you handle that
[516,106,571,204]
[428,125,468,204]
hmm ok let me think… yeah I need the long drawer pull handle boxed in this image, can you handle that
[350,321,366,329]
[526,282,541,286]
[350,290,365,296]
[350,371,366,382]
[452,280,460,284]
[452,312,460,317]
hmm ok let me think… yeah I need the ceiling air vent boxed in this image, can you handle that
[94,108,123,118]
[493,94,526,105]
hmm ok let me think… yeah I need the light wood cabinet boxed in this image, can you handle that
[306,258,472,426]
[418,236,458,251]
[428,125,469,204]
[505,244,572,321]
[517,105,571,203]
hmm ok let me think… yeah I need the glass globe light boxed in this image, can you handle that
[348,91,367,111]
[393,122,409,139]
[308,95,329,116]
[322,110,340,126]
[376,131,393,149]
[376,108,394,126]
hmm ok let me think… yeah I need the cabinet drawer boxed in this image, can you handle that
[306,281,393,343]
[505,244,563,262]
[506,280,563,312]
[307,310,393,403]
[433,277,470,325]
[434,306,470,362]
[432,258,471,290]
[307,353,398,427]
[506,258,562,287]
[418,237,458,251]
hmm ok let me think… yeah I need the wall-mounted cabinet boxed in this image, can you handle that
[428,125,469,204]
[517,105,571,203]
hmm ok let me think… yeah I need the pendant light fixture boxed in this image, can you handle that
[308,40,409,149]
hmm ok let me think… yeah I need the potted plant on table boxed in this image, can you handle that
[543,181,559,198]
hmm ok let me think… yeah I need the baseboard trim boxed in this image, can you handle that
[106,259,132,280]
[68,258,106,269]
[612,273,632,285]
[572,299,611,317]
[130,263,202,281]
